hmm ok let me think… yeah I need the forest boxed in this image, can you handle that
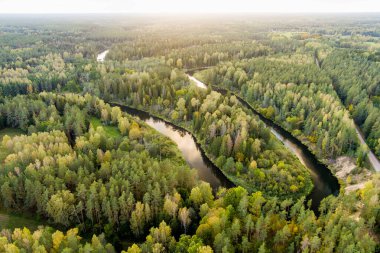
[0,14,378,252]
[196,56,359,160]
[95,67,312,198]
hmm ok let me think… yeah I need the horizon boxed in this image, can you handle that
[0,12,380,17]
[1,0,380,14]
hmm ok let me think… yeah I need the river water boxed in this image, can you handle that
[97,50,109,62]
[188,75,208,89]
[111,94,339,213]
[268,122,339,211]
[109,104,233,190]
[190,77,340,211]
[100,49,339,211]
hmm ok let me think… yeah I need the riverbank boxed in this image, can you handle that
[109,102,235,189]
[208,84,374,193]
[209,85,342,204]
[110,101,314,202]
[185,74,340,199]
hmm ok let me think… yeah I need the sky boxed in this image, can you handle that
[0,0,379,13]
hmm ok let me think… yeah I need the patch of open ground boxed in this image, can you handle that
[334,156,357,178]
[0,210,43,231]
[331,156,373,192]
[90,117,121,138]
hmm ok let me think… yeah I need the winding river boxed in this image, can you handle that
[109,104,234,190]
[188,75,340,211]
[209,85,339,211]
[99,52,339,212]
[111,85,339,212]
[240,98,340,209]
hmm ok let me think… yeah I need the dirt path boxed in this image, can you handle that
[355,126,380,172]
[345,182,367,192]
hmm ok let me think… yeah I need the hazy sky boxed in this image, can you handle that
[0,0,379,13]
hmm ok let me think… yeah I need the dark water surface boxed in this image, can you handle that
[214,87,340,212]
[110,103,234,190]
[111,97,339,213]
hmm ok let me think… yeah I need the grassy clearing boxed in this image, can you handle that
[0,210,44,231]
[90,117,121,138]
[0,128,24,163]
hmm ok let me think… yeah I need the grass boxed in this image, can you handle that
[0,128,24,163]
[0,210,44,231]
[89,117,121,138]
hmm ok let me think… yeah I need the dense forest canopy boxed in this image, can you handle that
[0,14,378,252]
[196,57,359,160]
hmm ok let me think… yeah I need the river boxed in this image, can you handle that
[188,75,208,89]
[189,76,340,211]
[109,104,234,190]
[97,50,109,62]
[111,84,339,212]
[98,50,339,211]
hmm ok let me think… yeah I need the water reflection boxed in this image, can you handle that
[270,127,337,211]
[112,104,233,190]
[113,101,339,213]
[97,50,109,62]
[210,86,339,212]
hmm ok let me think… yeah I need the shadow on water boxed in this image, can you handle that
[213,87,340,213]
[110,103,234,191]
[111,94,340,214]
